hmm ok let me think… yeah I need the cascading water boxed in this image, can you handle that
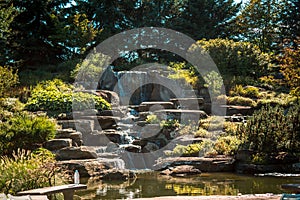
[113,71,150,105]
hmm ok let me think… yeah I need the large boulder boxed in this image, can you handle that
[56,146,98,160]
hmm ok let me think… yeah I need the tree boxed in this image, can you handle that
[5,0,99,67]
[278,39,300,96]
[169,0,241,40]
[234,0,288,53]
[0,3,17,65]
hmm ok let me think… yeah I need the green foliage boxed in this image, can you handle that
[238,103,300,155]
[146,114,160,124]
[0,66,18,97]
[194,128,212,138]
[168,62,200,88]
[168,143,203,157]
[278,40,300,96]
[227,96,257,107]
[230,85,260,98]
[71,51,109,89]
[214,135,241,156]
[169,0,241,40]
[0,98,24,122]
[0,149,67,195]
[25,79,111,115]
[203,71,223,98]
[0,113,56,155]
[160,119,180,130]
[193,39,271,87]
[199,116,225,131]
[0,5,17,65]
[234,0,290,52]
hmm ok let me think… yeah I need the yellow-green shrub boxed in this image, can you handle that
[0,149,68,195]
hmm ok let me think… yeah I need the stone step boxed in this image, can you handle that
[154,109,208,122]
[139,101,174,112]
[170,97,205,110]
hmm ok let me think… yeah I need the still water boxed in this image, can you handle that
[75,172,300,199]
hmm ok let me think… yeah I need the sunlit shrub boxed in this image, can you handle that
[227,96,257,107]
[146,114,160,124]
[230,85,260,98]
[0,149,68,195]
[160,119,180,130]
[0,113,56,155]
[194,128,212,138]
[0,66,18,97]
[26,79,111,116]
[214,135,241,156]
[238,103,300,154]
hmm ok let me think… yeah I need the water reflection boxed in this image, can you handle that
[75,172,300,199]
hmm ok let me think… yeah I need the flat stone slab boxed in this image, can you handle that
[154,109,208,120]
[154,156,235,172]
[170,98,205,109]
[220,105,254,116]
[139,101,174,112]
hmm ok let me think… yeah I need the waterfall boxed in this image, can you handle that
[113,71,149,105]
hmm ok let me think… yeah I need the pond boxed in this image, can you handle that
[75,172,300,199]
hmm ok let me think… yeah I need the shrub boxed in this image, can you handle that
[160,119,180,130]
[146,114,160,124]
[199,116,225,131]
[194,128,212,138]
[170,143,202,157]
[0,113,56,155]
[0,149,68,195]
[214,135,241,156]
[0,98,24,121]
[0,66,18,97]
[203,71,223,98]
[71,52,108,89]
[25,79,111,115]
[238,103,300,155]
[227,96,257,107]
[168,62,200,88]
[193,39,272,87]
[230,85,260,98]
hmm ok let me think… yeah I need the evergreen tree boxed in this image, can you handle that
[169,0,241,40]
[234,0,288,53]
[0,3,17,65]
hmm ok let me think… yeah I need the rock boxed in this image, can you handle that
[82,116,120,130]
[139,101,174,112]
[106,142,120,153]
[102,170,128,181]
[57,159,108,177]
[142,142,160,153]
[98,109,125,117]
[160,165,201,177]
[122,144,141,153]
[56,146,98,160]
[154,109,208,122]
[170,98,205,110]
[44,139,72,151]
[154,156,235,172]
[57,120,94,135]
[56,130,83,147]
[96,90,120,107]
